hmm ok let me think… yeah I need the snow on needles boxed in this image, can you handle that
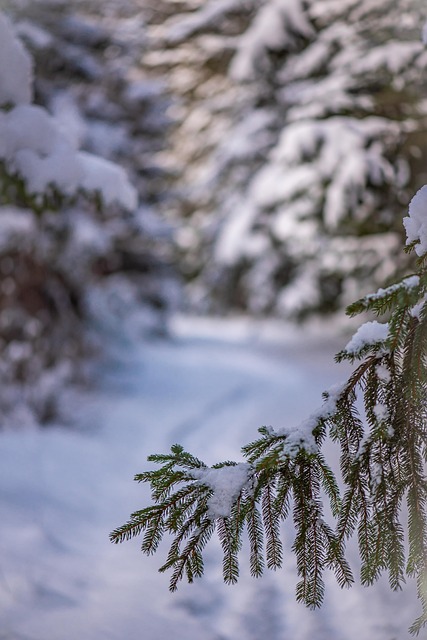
[190,383,349,519]
[275,382,345,457]
[191,464,253,519]
[344,321,389,355]
[363,275,420,303]
[0,105,82,195]
[78,152,137,211]
[230,0,314,81]
[403,185,427,256]
[0,12,137,210]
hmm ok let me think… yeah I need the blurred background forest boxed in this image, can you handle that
[1,0,426,426]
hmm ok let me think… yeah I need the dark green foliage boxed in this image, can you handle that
[111,257,427,635]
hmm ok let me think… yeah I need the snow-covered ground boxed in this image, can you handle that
[0,318,419,639]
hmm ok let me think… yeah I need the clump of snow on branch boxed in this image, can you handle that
[376,364,391,383]
[344,321,389,356]
[164,0,245,44]
[410,294,427,319]
[78,152,137,210]
[231,0,314,81]
[364,275,420,303]
[274,382,345,457]
[403,185,427,256]
[278,423,318,458]
[0,105,137,209]
[373,403,389,422]
[0,105,81,194]
[191,463,253,519]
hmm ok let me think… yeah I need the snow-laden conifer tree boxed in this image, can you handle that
[143,0,427,317]
[0,8,178,426]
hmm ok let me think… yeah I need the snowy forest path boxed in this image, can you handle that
[0,319,419,639]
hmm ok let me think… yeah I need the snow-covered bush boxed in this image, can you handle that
[0,8,178,426]
[144,0,426,318]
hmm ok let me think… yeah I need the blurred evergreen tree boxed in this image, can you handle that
[143,0,427,318]
[0,6,178,426]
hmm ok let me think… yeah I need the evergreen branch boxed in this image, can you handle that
[141,510,165,555]
[217,516,240,584]
[321,519,353,590]
[111,261,427,635]
[110,505,161,544]
[262,478,283,570]
[410,572,427,635]
[292,458,325,608]
[317,452,341,517]
[346,275,422,318]
[274,465,292,520]
[386,518,406,591]
[246,501,265,578]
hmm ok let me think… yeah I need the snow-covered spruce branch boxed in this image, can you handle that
[110,441,352,602]
[111,187,427,635]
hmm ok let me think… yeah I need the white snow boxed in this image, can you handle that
[344,321,389,355]
[0,13,137,210]
[230,0,314,81]
[0,104,82,195]
[50,91,87,149]
[403,185,427,256]
[15,19,54,51]
[276,381,344,457]
[77,151,138,210]
[278,421,318,457]
[276,267,320,316]
[375,364,391,383]
[373,403,389,422]
[410,294,427,319]
[214,203,258,265]
[192,463,253,519]
[0,103,137,209]
[364,275,420,302]
[351,42,422,75]
[163,0,242,44]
